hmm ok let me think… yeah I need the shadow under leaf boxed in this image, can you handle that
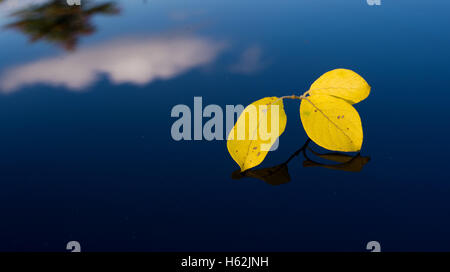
[231,139,370,185]
[232,163,291,186]
[303,154,371,172]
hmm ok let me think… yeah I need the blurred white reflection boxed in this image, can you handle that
[0,35,226,93]
[0,0,49,17]
[229,45,266,75]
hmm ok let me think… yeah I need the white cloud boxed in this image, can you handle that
[0,35,226,93]
[229,45,266,75]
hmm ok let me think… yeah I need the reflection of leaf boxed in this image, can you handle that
[231,138,370,185]
[303,154,370,172]
[309,69,371,104]
[5,0,120,50]
[227,97,287,172]
[232,163,291,186]
[307,147,354,163]
[300,94,363,152]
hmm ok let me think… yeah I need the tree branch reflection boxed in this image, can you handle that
[4,0,120,50]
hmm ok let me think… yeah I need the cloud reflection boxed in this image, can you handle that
[229,45,266,75]
[0,0,49,17]
[0,35,226,93]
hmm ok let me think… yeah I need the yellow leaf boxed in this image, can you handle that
[300,94,363,152]
[227,97,287,171]
[309,69,370,104]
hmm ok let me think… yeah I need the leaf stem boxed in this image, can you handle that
[279,90,310,101]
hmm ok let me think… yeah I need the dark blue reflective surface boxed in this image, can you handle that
[0,0,449,251]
